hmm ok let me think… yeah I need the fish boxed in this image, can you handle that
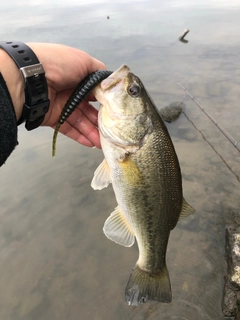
[91,65,195,306]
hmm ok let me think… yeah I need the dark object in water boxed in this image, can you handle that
[179,29,189,43]
[52,70,113,157]
[159,101,184,123]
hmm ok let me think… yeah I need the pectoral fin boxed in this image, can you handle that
[118,157,142,186]
[179,198,195,220]
[91,159,111,190]
[103,206,135,247]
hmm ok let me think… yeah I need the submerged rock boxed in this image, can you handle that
[223,226,240,319]
[159,101,185,123]
[222,278,238,317]
[226,226,240,289]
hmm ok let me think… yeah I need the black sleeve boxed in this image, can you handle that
[0,72,18,166]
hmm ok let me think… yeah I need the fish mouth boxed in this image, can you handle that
[100,64,130,92]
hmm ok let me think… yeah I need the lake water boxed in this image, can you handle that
[0,0,240,319]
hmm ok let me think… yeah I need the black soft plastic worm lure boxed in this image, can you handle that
[52,70,113,157]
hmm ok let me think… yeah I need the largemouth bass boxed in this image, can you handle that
[91,65,194,306]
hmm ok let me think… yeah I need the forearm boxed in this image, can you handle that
[0,48,24,121]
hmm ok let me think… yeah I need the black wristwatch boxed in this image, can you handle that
[0,41,50,130]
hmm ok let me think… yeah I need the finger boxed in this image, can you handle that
[64,128,95,148]
[89,57,106,73]
[59,121,100,148]
[79,55,106,83]
[78,101,99,127]
[60,110,101,148]
[86,92,98,101]
[69,110,101,148]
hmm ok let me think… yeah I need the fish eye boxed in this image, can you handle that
[128,84,141,97]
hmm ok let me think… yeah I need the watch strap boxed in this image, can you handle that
[0,41,50,130]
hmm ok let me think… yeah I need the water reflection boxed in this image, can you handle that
[0,0,240,319]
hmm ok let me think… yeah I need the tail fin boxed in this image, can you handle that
[125,264,172,306]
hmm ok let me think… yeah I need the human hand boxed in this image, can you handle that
[26,43,105,149]
[0,43,105,148]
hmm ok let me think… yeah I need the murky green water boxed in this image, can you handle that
[0,1,240,319]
